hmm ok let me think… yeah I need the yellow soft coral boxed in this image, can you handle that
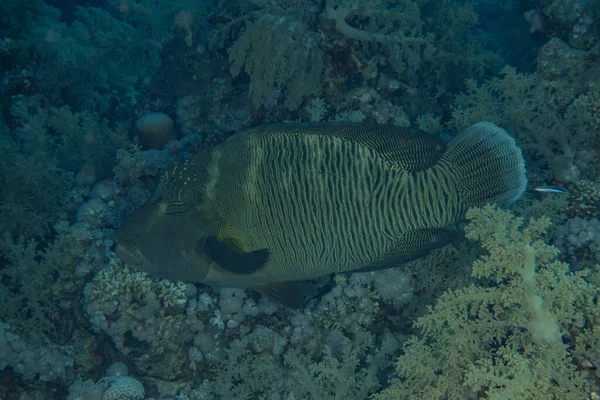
[373,205,599,400]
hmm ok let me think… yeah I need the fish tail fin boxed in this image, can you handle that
[441,121,527,209]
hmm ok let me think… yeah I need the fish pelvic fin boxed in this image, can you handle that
[257,281,307,308]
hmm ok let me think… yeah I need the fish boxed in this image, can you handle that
[114,122,527,307]
[533,186,568,194]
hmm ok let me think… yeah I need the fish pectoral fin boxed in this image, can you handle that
[203,235,269,274]
[257,282,306,308]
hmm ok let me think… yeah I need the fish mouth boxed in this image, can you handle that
[114,243,146,267]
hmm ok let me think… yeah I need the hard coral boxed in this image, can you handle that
[135,112,177,150]
[558,217,600,264]
[67,373,144,400]
[98,376,145,400]
[533,0,598,49]
[567,179,600,219]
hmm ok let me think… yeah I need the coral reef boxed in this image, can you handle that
[0,0,599,399]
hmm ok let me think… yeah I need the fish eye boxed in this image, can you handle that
[156,201,169,214]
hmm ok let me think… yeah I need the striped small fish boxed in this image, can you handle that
[115,122,527,306]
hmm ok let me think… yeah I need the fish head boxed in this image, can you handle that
[114,164,214,283]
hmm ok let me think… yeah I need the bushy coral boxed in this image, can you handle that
[323,0,427,46]
[449,66,598,182]
[17,6,160,112]
[0,323,74,382]
[106,0,211,47]
[228,13,324,110]
[373,205,600,399]
[0,220,96,338]
[9,97,129,179]
[208,323,400,400]
[193,264,415,399]
[536,38,600,109]
[0,94,131,238]
[0,133,72,237]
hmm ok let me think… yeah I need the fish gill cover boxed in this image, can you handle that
[0,0,599,399]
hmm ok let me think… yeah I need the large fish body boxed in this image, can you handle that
[115,122,527,305]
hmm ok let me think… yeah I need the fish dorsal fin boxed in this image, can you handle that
[203,235,269,274]
[247,123,447,172]
[257,282,307,308]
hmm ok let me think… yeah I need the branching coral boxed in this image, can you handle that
[373,205,599,400]
[323,0,433,80]
[324,0,420,44]
[324,0,500,87]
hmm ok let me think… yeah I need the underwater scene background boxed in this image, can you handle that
[0,0,599,399]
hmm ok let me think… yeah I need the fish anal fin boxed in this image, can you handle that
[394,227,458,254]
[203,235,269,274]
[257,281,306,308]
[355,228,458,274]
[353,250,431,273]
